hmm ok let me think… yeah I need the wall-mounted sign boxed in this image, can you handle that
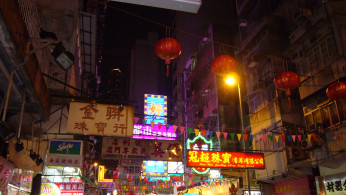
[187,135,213,174]
[321,173,346,195]
[142,161,168,177]
[144,94,167,125]
[187,150,265,169]
[67,102,134,136]
[274,176,315,195]
[102,137,183,161]
[41,182,84,195]
[168,161,184,174]
[98,165,113,182]
[133,124,177,140]
[0,156,15,190]
[46,140,83,167]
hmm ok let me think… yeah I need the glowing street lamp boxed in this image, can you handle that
[225,72,251,195]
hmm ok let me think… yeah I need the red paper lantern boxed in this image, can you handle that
[155,37,182,76]
[326,81,346,117]
[274,71,300,108]
[127,178,132,183]
[210,55,237,76]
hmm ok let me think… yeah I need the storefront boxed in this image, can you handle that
[6,168,34,195]
[41,140,84,195]
[273,176,316,195]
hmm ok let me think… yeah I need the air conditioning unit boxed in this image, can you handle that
[286,147,307,162]
[291,50,306,63]
[301,139,314,151]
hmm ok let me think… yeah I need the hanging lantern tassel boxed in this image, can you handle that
[285,89,291,109]
[166,64,170,77]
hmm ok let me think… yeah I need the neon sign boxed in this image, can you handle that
[187,151,265,169]
[142,161,168,176]
[186,134,213,174]
[98,165,113,182]
[144,94,167,125]
[132,124,177,140]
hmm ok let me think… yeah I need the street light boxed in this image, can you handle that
[225,73,251,195]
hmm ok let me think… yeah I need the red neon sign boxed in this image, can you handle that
[187,150,265,169]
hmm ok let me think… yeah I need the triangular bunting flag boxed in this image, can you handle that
[297,135,302,142]
[194,129,200,136]
[244,134,248,141]
[142,119,146,125]
[113,171,116,176]
[166,124,171,131]
[269,135,273,142]
[158,122,162,130]
[85,164,89,169]
[201,130,207,137]
[134,117,140,124]
[250,135,254,141]
[281,135,285,142]
[216,132,221,139]
[209,131,213,138]
[180,126,185,134]
[150,121,155,128]
[302,134,306,140]
[237,134,242,141]
[308,134,312,141]
[275,135,280,143]
[263,135,267,143]
[223,132,228,140]
[292,135,296,142]
[187,128,192,135]
[256,135,261,142]
[230,133,235,140]
[205,130,209,137]
[287,135,291,142]
[173,125,178,133]
[312,133,317,141]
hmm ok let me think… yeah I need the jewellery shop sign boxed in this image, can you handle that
[67,102,134,137]
[102,137,183,161]
[46,140,83,167]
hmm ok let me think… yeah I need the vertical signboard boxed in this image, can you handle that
[144,94,167,125]
[67,102,134,136]
[0,156,15,190]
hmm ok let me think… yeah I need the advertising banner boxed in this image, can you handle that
[41,182,84,195]
[187,150,265,169]
[0,156,15,190]
[133,124,177,140]
[46,140,83,167]
[102,137,183,161]
[274,176,315,195]
[67,102,134,137]
[142,161,168,176]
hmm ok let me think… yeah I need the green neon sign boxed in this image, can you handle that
[186,134,212,174]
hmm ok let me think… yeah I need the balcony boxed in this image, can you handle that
[241,17,270,49]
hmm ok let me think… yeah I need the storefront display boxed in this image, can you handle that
[0,156,15,192]
[41,182,84,195]
[6,168,33,194]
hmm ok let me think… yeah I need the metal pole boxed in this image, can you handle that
[238,83,251,195]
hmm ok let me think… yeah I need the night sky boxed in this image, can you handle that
[99,1,175,101]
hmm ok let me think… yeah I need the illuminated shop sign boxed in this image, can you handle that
[133,124,177,140]
[322,173,346,194]
[41,182,84,195]
[144,94,167,125]
[187,151,265,169]
[142,161,168,176]
[168,161,184,174]
[186,135,213,174]
[98,165,113,182]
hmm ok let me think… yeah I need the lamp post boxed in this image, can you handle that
[225,74,251,195]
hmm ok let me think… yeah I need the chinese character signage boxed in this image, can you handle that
[168,161,184,174]
[142,161,168,176]
[41,182,84,195]
[0,156,15,190]
[187,150,265,169]
[321,173,346,194]
[46,140,83,167]
[133,124,177,140]
[187,134,213,174]
[102,137,183,161]
[273,176,315,195]
[9,168,33,193]
[144,94,167,125]
[67,102,134,136]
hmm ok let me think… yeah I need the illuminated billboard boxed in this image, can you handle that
[132,124,177,140]
[144,94,167,125]
[142,160,168,176]
[187,150,265,169]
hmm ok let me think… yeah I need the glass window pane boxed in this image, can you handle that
[329,103,339,125]
[305,114,315,131]
[313,110,322,128]
[321,107,331,128]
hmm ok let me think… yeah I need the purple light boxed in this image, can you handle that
[132,124,177,140]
